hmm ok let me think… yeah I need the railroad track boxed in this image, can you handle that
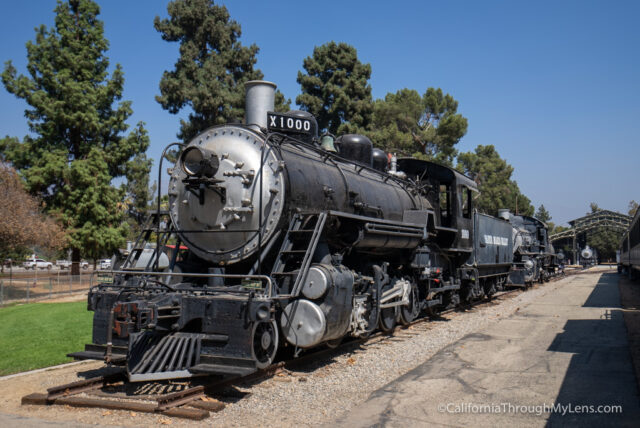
[20,272,572,421]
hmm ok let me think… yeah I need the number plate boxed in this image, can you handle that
[267,111,313,135]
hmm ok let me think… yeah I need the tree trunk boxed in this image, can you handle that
[71,247,80,276]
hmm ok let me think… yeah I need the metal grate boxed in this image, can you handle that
[127,332,201,381]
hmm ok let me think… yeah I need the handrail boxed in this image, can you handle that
[90,270,274,298]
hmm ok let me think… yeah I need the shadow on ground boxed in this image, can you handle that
[546,273,640,427]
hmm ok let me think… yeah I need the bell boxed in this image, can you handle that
[320,135,337,152]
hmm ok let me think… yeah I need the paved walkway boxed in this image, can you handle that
[335,272,640,427]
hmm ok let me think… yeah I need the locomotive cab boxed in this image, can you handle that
[397,158,477,251]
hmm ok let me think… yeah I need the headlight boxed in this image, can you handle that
[180,146,219,178]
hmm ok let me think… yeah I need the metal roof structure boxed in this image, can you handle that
[549,210,631,242]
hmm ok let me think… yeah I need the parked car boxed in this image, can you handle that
[23,258,53,270]
[56,260,71,269]
[55,260,89,270]
[99,259,112,270]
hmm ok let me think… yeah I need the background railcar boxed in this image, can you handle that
[619,208,640,276]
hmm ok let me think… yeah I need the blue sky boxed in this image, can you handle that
[0,0,638,225]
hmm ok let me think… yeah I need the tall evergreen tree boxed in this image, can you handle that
[535,204,551,223]
[124,147,153,239]
[297,41,373,135]
[456,145,534,216]
[1,0,149,273]
[368,88,468,166]
[155,0,289,142]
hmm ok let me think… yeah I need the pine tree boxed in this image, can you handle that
[535,204,551,223]
[456,145,534,216]
[368,88,468,166]
[155,0,289,142]
[1,0,149,273]
[297,41,373,135]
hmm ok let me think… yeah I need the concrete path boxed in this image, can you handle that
[335,272,640,427]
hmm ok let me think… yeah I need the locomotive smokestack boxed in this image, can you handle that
[245,80,276,131]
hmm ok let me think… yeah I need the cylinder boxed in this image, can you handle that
[281,264,354,348]
[245,80,276,131]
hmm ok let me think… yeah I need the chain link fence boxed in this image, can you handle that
[0,266,97,306]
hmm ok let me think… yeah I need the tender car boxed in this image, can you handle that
[23,258,53,270]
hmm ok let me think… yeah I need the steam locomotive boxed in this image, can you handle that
[71,81,555,381]
[501,211,558,285]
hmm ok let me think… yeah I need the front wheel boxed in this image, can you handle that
[46,265,52,270]
[251,320,279,369]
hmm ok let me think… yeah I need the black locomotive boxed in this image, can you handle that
[500,211,558,285]
[71,81,551,381]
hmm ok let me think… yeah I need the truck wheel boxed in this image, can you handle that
[47,265,52,270]
[83,265,88,270]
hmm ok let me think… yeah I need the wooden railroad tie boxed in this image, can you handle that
[21,372,225,421]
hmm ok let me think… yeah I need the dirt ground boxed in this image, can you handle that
[0,361,180,427]
[43,291,88,303]
[619,274,640,394]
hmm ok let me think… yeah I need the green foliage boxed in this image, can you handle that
[456,145,534,216]
[552,224,569,235]
[155,0,289,142]
[589,202,600,213]
[535,204,552,223]
[0,301,92,375]
[587,228,621,261]
[122,125,153,238]
[297,41,373,135]
[1,0,149,263]
[368,88,468,166]
[123,150,153,240]
[628,200,638,217]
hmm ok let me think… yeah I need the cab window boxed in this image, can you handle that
[461,187,471,219]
